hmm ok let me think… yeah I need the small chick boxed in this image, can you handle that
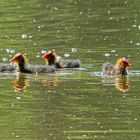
[43,50,80,68]
[102,57,131,76]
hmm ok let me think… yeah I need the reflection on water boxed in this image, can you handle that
[102,76,130,92]
[115,77,130,92]
[0,0,139,139]
[12,74,29,92]
[12,74,60,92]
[42,76,59,87]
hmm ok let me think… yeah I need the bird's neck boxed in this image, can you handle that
[17,61,32,73]
[118,66,127,75]
[115,65,127,75]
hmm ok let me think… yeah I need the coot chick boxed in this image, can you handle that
[43,50,81,68]
[102,57,131,76]
[12,53,55,73]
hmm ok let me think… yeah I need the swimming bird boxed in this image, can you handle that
[42,50,81,68]
[12,53,55,73]
[102,57,131,76]
[0,63,15,72]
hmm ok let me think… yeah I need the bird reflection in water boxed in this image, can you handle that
[102,76,130,92]
[42,77,59,87]
[13,74,29,92]
[115,76,130,92]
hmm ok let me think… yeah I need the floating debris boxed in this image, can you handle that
[33,19,36,22]
[41,50,47,54]
[6,49,15,54]
[64,53,70,58]
[132,25,137,27]
[21,34,28,39]
[2,57,8,62]
[111,50,116,53]
[104,53,110,57]
[136,43,140,46]
[16,97,21,100]
[36,55,40,58]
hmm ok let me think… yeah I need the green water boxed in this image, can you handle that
[0,0,140,139]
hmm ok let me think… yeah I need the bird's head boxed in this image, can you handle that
[12,53,29,65]
[116,57,131,69]
[42,50,58,65]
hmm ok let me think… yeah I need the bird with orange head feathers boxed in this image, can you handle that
[102,57,131,76]
[12,53,55,73]
[42,50,81,68]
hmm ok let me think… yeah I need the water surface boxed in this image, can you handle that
[0,0,140,140]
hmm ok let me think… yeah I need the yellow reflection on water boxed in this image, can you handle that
[12,74,29,92]
[102,76,130,93]
[115,77,130,92]
[42,76,59,87]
